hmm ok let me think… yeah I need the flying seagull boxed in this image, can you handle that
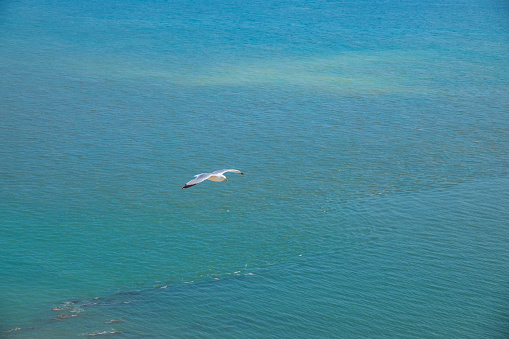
[182,169,244,189]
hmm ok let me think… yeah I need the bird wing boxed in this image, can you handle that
[182,169,244,189]
[182,172,213,189]
[211,169,244,175]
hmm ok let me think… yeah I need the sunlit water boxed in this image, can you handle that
[1,0,508,337]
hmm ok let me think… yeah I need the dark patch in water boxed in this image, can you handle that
[105,319,124,324]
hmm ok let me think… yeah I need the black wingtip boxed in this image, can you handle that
[182,184,196,189]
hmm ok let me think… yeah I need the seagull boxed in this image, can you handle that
[182,169,244,189]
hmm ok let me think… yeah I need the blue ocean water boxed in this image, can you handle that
[1,0,508,337]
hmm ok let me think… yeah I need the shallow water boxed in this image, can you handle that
[1,0,508,337]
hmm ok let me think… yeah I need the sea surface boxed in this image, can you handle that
[1,0,508,337]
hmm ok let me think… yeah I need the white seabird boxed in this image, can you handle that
[182,169,244,189]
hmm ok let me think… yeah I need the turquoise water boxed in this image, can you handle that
[1,0,508,337]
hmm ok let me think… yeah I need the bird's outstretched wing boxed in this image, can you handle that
[211,169,245,175]
[182,169,244,189]
[182,173,213,189]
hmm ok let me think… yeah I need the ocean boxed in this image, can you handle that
[1,0,508,337]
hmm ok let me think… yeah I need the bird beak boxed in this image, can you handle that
[224,178,228,181]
